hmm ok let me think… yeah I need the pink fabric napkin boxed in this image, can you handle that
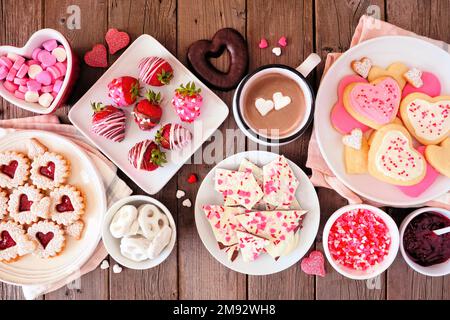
[306,15,450,209]
[0,115,133,299]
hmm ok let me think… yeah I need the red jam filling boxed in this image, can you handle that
[19,194,33,211]
[56,195,74,213]
[0,230,16,250]
[36,231,54,249]
[39,162,55,180]
[0,160,18,179]
[403,212,450,267]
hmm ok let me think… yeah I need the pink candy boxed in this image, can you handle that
[13,77,28,85]
[41,85,53,93]
[0,57,13,69]
[42,39,58,51]
[3,81,18,93]
[0,66,8,80]
[53,79,63,93]
[16,64,29,78]
[47,65,60,79]
[36,70,52,85]
[12,56,25,70]
[38,50,56,68]
[14,90,25,99]
[6,68,17,82]
[27,79,41,92]
[18,85,28,93]
[26,59,40,66]
[32,48,42,60]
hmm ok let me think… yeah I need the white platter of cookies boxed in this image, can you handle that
[0,130,106,285]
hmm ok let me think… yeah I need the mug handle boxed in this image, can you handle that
[296,53,321,77]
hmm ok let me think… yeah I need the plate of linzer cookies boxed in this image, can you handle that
[195,151,320,275]
[0,130,106,285]
[315,36,450,207]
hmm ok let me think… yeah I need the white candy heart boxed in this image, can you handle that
[182,199,192,208]
[272,92,291,110]
[176,190,185,199]
[342,128,363,150]
[272,47,281,56]
[100,260,109,269]
[112,264,123,273]
[255,98,274,116]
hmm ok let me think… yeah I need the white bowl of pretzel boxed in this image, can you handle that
[101,195,176,270]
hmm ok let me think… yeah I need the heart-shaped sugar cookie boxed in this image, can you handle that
[84,44,108,68]
[255,98,274,116]
[342,128,363,150]
[368,62,409,89]
[272,92,291,110]
[344,77,401,129]
[351,57,372,78]
[300,250,326,277]
[425,137,450,178]
[400,93,450,145]
[105,28,130,54]
[368,124,426,186]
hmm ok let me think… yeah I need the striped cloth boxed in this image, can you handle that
[0,115,133,299]
[306,15,449,209]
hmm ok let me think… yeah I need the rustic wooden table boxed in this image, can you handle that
[0,0,449,300]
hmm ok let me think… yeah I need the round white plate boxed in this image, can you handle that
[0,130,106,285]
[315,36,450,207]
[195,151,320,275]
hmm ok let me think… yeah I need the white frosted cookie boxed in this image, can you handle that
[0,152,30,189]
[27,220,65,258]
[0,189,8,220]
[0,221,36,262]
[64,219,85,240]
[8,184,44,225]
[49,185,85,226]
[30,152,69,190]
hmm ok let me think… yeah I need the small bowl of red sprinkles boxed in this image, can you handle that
[323,204,399,280]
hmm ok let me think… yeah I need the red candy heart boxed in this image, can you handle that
[105,28,130,54]
[301,250,326,277]
[19,194,33,212]
[39,162,55,180]
[187,173,198,184]
[84,44,108,68]
[1,160,18,179]
[36,231,54,249]
[56,195,74,213]
[0,231,16,250]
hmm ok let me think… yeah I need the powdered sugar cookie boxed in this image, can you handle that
[64,219,85,240]
[0,152,30,189]
[27,138,48,159]
[27,220,65,258]
[8,184,44,225]
[50,185,85,226]
[30,152,69,190]
[0,189,8,220]
[0,221,36,262]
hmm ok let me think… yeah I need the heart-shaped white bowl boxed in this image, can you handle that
[0,28,79,114]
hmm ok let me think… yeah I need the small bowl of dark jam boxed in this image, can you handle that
[400,207,450,277]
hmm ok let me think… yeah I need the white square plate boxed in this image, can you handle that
[69,35,229,194]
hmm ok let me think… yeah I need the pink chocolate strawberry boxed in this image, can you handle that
[172,81,203,123]
[155,123,192,150]
[132,90,162,131]
[107,76,140,107]
[138,56,173,86]
[91,102,126,142]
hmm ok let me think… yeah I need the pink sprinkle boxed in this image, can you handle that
[278,36,288,47]
[258,38,268,49]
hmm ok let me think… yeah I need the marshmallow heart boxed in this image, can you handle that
[112,264,123,273]
[272,47,281,56]
[351,57,372,78]
[176,190,185,199]
[100,260,109,269]
[342,128,363,150]
[182,199,192,208]
[120,236,151,262]
[109,205,138,238]
[272,92,291,110]
[137,204,169,240]
[146,226,172,259]
[255,98,274,116]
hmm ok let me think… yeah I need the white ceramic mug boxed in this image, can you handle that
[232,53,321,146]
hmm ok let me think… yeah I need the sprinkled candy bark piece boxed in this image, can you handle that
[224,243,239,262]
[215,169,264,210]
[328,208,391,271]
[262,155,299,209]
[202,205,246,248]
[236,231,269,262]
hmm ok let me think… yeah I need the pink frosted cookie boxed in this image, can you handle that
[0,189,8,220]
[236,231,269,262]
[402,71,441,98]
[0,221,36,262]
[30,152,70,190]
[64,219,85,240]
[331,75,370,134]
[0,152,30,189]
[8,184,44,224]
[27,220,65,258]
[397,146,439,197]
[50,185,85,226]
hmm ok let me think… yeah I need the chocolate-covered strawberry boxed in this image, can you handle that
[128,140,166,171]
[132,90,162,130]
[172,81,203,123]
[108,76,140,107]
[91,102,126,142]
[155,123,192,150]
[138,56,173,86]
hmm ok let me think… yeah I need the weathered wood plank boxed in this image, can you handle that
[246,0,315,299]
[177,0,247,300]
[107,0,178,300]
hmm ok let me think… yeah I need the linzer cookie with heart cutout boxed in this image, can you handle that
[0,152,30,189]
[30,151,70,190]
[27,220,65,258]
[187,28,248,91]
[8,184,44,225]
[0,221,36,262]
[49,184,85,226]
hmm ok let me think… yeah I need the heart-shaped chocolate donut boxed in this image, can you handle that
[187,28,248,91]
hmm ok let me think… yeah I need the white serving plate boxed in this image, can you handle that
[195,151,320,275]
[315,36,450,207]
[0,130,106,285]
[69,35,229,195]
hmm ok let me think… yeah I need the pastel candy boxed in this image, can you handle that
[47,66,60,79]
[38,92,54,107]
[16,64,28,78]
[51,47,67,62]
[27,79,41,92]
[398,146,439,197]
[26,59,40,66]
[51,91,58,99]
[53,79,63,93]
[55,62,66,75]
[12,56,25,70]
[41,85,53,93]
[0,66,8,80]
[28,64,43,79]
[6,67,17,81]
[402,71,441,98]
[6,52,19,62]
[14,90,25,99]
[0,56,13,69]
[32,48,42,60]
[42,39,58,51]
[38,50,56,67]
[18,85,28,93]
[3,81,18,92]
[25,91,39,102]
[13,77,28,85]
[36,70,52,85]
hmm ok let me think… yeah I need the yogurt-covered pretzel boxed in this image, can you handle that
[137,204,169,240]
[120,236,151,262]
[110,205,139,238]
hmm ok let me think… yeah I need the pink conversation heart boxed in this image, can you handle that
[258,38,268,49]
[301,250,326,277]
[402,71,441,98]
[278,36,287,47]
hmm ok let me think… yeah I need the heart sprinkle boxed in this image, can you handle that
[255,97,274,116]
[404,68,423,88]
[182,199,192,208]
[100,260,110,269]
[278,36,287,47]
[342,128,363,150]
[187,174,198,184]
[300,250,326,277]
[272,47,282,57]
[84,44,108,68]
[258,38,268,49]
[272,92,291,110]
[112,264,122,273]
[176,190,186,199]
[351,57,372,79]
